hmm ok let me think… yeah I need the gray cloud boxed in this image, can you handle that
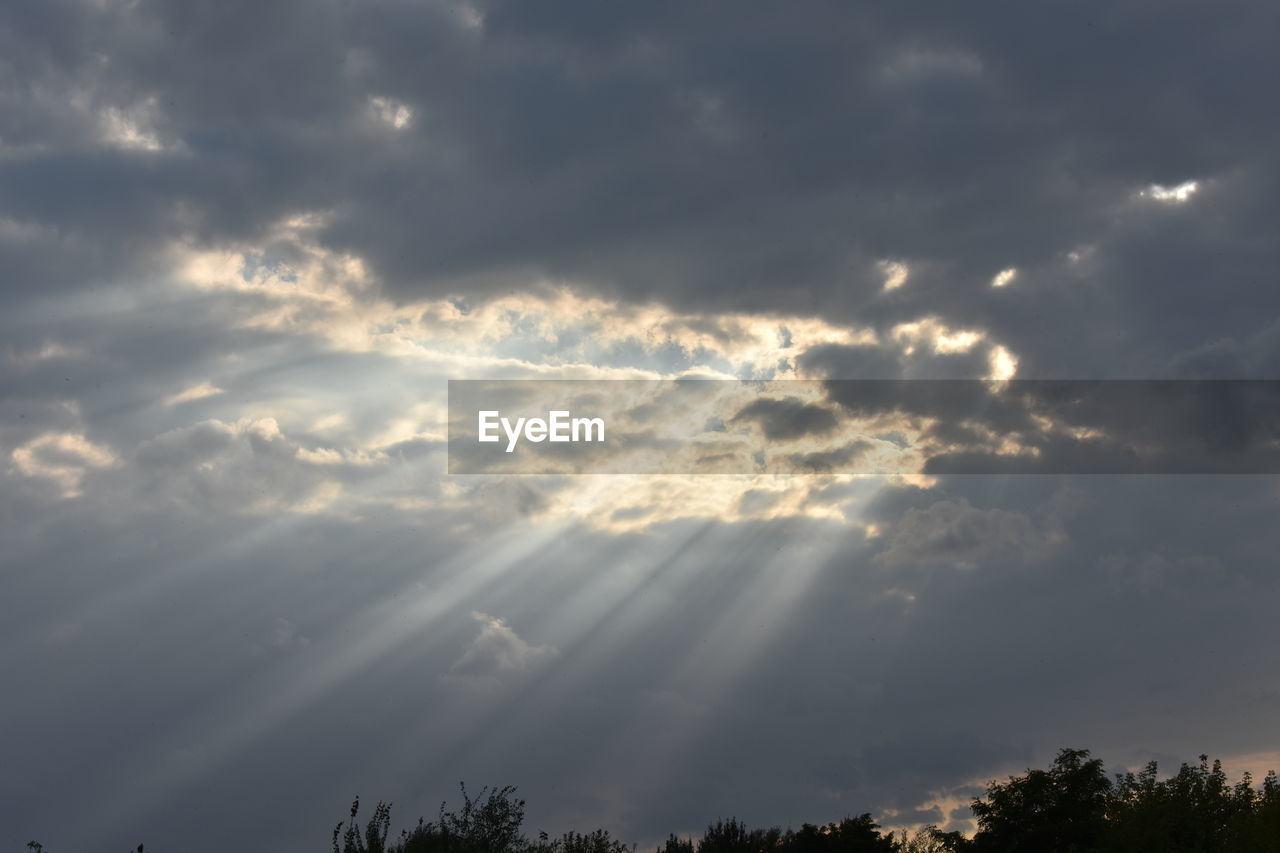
[874,498,1055,570]
[732,397,840,441]
[2,1,1278,378]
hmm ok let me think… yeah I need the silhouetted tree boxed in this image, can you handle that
[969,748,1110,853]
[967,748,1279,853]
[392,784,528,853]
[656,833,695,853]
[1233,769,1280,853]
[335,797,392,853]
[1105,756,1280,853]
[693,814,897,852]
[698,817,782,852]
[893,825,969,853]
[531,828,632,853]
[790,815,897,852]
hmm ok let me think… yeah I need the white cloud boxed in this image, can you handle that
[988,344,1018,381]
[450,611,557,676]
[11,431,118,498]
[880,260,910,292]
[1142,180,1199,203]
[165,381,224,406]
[96,97,181,153]
[991,268,1017,288]
[369,96,413,130]
[175,236,878,379]
[892,317,982,355]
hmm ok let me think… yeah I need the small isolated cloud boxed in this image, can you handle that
[1142,180,1199,204]
[165,381,224,407]
[369,96,413,130]
[450,611,557,678]
[879,260,909,292]
[10,431,117,498]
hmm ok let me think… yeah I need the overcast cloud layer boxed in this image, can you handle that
[3,2,1280,851]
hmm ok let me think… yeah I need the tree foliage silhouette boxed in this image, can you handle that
[969,748,1280,853]
[22,747,1280,853]
[1103,755,1280,853]
[336,784,531,853]
[970,748,1110,853]
[683,814,900,852]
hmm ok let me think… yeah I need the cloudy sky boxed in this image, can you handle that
[4,1,1280,850]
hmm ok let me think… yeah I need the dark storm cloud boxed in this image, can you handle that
[732,396,840,441]
[5,0,1280,375]
[853,475,1280,767]
[797,343,906,381]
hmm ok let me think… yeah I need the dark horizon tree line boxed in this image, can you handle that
[27,748,1280,853]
